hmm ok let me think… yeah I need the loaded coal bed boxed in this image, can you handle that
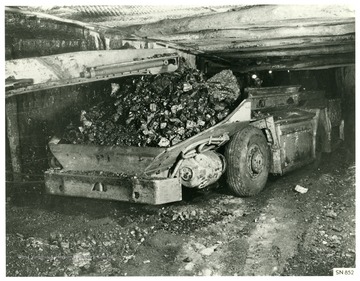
[62,63,241,148]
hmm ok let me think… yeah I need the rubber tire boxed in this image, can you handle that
[225,126,270,197]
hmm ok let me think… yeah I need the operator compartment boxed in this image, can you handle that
[272,109,316,173]
[248,86,317,174]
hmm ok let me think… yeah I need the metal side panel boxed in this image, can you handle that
[246,85,301,111]
[245,85,301,97]
[49,143,165,175]
[276,120,314,174]
[5,49,179,97]
[44,170,182,205]
[305,108,332,153]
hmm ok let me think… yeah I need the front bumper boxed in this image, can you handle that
[44,170,182,205]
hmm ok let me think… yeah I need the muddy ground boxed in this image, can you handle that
[5,145,356,276]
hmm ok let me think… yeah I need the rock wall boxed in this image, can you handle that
[5,11,100,60]
[6,82,112,181]
[335,66,355,153]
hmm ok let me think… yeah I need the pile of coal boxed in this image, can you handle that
[62,64,240,148]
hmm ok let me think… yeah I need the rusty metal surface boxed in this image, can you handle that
[44,170,182,205]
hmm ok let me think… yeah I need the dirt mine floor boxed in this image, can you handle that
[5,144,356,277]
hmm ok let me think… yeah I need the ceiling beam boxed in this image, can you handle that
[202,53,355,73]
[194,34,355,53]
[145,22,354,43]
[215,44,355,59]
[107,5,354,37]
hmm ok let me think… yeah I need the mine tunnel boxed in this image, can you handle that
[5,5,355,197]
[4,4,356,277]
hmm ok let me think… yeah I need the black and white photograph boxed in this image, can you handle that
[3,1,356,277]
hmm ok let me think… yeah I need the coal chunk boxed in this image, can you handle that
[62,63,240,148]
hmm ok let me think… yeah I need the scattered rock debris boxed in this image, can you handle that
[6,146,355,276]
[294,185,308,194]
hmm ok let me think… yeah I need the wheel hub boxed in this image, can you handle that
[251,151,264,173]
[247,145,264,177]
